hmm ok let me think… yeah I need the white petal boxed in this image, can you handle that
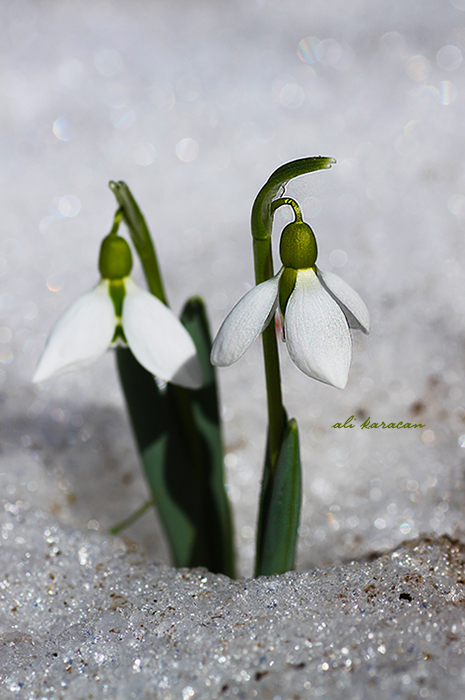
[317,269,370,333]
[210,274,281,366]
[122,278,202,389]
[33,280,115,383]
[285,268,351,389]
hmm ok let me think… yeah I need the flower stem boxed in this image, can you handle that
[109,207,123,236]
[270,197,302,221]
[252,198,303,470]
[251,159,335,470]
[252,158,335,576]
[252,235,285,471]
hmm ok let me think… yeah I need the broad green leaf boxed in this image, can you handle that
[168,296,236,578]
[116,298,236,577]
[116,347,200,567]
[254,418,302,576]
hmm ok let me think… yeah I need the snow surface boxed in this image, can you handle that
[2,0,465,696]
[2,474,465,699]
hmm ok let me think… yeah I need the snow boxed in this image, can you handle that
[1,0,465,696]
[2,474,465,698]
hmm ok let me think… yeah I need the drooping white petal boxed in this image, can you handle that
[122,278,202,389]
[285,268,352,389]
[33,279,115,383]
[317,268,370,333]
[210,274,281,366]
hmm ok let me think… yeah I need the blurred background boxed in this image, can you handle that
[1,0,465,576]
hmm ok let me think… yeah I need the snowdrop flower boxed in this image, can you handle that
[211,218,369,389]
[33,234,202,388]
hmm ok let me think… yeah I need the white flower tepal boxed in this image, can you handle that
[33,280,116,382]
[284,268,354,389]
[33,234,202,389]
[210,274,281,367]
[122,278,201,387]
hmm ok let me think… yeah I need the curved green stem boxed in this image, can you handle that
[270,197,302,221]
[109,208,123,236]
[250,157,335,471]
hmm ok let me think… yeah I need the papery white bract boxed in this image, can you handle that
[33,278,202,389]
[211,266,369,389]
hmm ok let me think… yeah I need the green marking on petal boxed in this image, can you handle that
[278,267,297,318]
[279,220,318,270]
[111,324,127,344]
[108,279,126,319]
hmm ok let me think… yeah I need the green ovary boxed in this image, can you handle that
[279,221,318,270]
[99,234,133,280]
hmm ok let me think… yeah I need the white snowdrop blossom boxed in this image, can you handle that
[211,219,369,389]
[33,235,202,388]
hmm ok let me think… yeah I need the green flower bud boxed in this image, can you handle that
[98,234,133,280]
[279,221,318,270]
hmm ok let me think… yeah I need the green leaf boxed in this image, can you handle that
[116,298,236,577]
[254,418,302,576]
[116,347,200,567]
[109,181,167,303]
[168,296,236,578]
